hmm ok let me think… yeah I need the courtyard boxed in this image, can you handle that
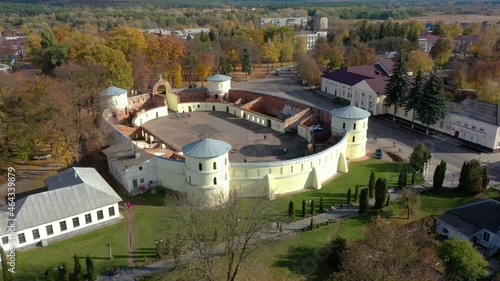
[141,111,309,163]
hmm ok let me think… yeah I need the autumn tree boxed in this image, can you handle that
[417,73,446,134]
[128,52,153,93]
[76,44,133,89]
[332,217,439,281]
[107,26,147,57]
[261,39,279,71]
[384,52,410,122]
[407,50,433,73]
[163,190,278,281]
[398,188,421,218]
[295,51,322,86]
[430,38,453,68]
[32,28,69,73]
[409,142,431,172]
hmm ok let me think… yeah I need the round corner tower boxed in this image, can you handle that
[330,105,370,159]
[182,138,232,206]
[206,74,232,101]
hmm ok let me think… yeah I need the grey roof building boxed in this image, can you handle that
[446,98,500,126]
[206,74,232,82]
[436,199,500,249]
[182,138,232,158]
[102,140,156,172]
[0,167,122,251]
[100,86,128,97]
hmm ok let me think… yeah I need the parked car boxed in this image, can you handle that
[375,149,383,159]
[275,69,281,76]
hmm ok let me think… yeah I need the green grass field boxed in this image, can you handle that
[272,159,412,218]
[15,219,128,280]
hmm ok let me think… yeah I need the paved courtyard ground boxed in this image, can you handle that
[141,111,308,163]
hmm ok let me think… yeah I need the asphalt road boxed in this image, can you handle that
[232,66,500,184]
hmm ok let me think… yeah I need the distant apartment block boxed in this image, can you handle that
[312,16,328,30]
[259,17,307,28]
[295,31,327,51]
[143,28,210,40]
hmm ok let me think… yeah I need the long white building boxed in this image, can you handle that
[0,168,122,251]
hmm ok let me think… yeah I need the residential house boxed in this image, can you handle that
[454,34,479,57]
[0,167,122,251]
[418,33,440,52]
[436,199,500,250]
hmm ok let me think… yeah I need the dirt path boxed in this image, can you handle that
[124,207,136,267]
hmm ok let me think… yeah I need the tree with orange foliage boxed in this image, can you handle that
[107,26,147,57]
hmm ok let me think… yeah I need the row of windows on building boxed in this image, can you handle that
[342,122,366,130]
[8,207,115,245]
[198,159,227,171]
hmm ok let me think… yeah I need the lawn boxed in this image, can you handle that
[15,218,128,280]
[272,159,405,218]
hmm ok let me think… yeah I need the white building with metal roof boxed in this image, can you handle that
[0,167,122,251]
[206,74,232,101]
[100,86,129,111]
[330,105,371,159]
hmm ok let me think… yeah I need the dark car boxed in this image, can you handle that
[375,149,383,159]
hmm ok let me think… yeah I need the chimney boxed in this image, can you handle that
[135,151,141,159]
[74,171,78,179]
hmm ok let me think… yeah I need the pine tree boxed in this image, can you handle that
[374,178,387,209]
[405,68,426,128]
[241,48,253,75]
[310,218,314,230]
[319,196,324,213]
[411,170,416,186]
[359,188,369,214]
[482,167,489,190]
[288,201,295,218]
[302,200,306,217]
[310,199,315,215]
[403,166,408,187]
[458,161,467,189]
[458,160,483,195]
[347,188,352,204]
[417,73,446,134]
[384,51,410,122]
[86,255,95,281]
[45,267,56,281]
[368,170,376,198]
[354,184,360,202]
[73,254,83,281]
[59,263,69,281]
[398,169,404,189]
[385,192,390,207]
[433,160,447,189]
[0,247,12,281]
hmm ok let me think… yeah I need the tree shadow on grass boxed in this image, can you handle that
[273,244,333,281]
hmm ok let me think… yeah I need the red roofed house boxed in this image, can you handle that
[321,58,393,116]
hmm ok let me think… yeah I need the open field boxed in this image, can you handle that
[408,13,500,24]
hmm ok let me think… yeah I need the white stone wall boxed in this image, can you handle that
[435,220,472,241]
[1,203,119,251]
[123,157,158,192]
[133,106,169,127]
